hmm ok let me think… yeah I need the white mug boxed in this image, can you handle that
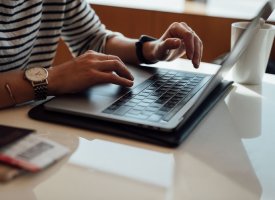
[231,21,275,85]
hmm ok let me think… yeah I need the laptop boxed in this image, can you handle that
[44,2,273,133]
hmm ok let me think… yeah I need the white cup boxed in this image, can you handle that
[231,21,275,84]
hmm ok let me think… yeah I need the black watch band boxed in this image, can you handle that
[135,35,157,64]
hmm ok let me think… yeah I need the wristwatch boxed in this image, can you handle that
[24,66,49,100]
[135,35,157,64]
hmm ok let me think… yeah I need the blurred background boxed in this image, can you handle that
[54,0,275,73]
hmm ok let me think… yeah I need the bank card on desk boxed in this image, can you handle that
[0,124,33,147]
[0,125,69,172]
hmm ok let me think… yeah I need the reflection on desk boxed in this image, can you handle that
[35,139,174,199]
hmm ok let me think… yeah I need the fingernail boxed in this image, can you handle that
[192,61,199,68]
[128,81,134,87]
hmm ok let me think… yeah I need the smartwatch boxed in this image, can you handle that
[135,35,157,64]
[24,66,49,100]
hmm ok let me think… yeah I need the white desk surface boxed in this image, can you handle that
[1,59,275,200]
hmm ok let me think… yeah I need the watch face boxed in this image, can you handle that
[25,67,48,82]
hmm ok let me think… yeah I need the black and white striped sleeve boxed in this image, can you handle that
[61,0,121,57]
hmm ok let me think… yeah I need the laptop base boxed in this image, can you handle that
[28,80,233,147]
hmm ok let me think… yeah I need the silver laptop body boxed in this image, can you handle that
[44,2,273,132]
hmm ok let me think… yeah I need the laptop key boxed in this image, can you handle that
[148,114,163,122]
[138,102,150,107]
[142,99,155,103]
[127,109,142,115]
[103,70,208,125]
[131,78,154,95]
[162,82,206,121]
[141,110,155,116]
[114,106,132,115]
[128,99,141,104]
[124,102,137,107]
[147,95,158,100]
[160,106,173,112]
[133,105,146,111]
[134,95,146,100]
[145,106,160,112]
[125,113,149,120]
[102,109,115,114]
[102,104,120,114]
[151,103,162,108]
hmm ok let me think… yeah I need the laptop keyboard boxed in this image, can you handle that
[103,70,208,123]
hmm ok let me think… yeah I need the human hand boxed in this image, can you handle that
[143,22,203,68]
[48,50,134,95]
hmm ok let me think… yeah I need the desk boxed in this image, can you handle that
[1,60,275,200]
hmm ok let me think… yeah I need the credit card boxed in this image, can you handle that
[0,124,33,148]
[0,133,70,172]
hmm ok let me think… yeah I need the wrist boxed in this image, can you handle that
[47,67,60,96]
[142,41,158,64]
[24,66,49,100]
[135,35,158,64]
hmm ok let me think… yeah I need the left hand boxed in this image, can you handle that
[143,22,203,68]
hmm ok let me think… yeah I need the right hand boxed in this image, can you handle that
[48,50,134,95]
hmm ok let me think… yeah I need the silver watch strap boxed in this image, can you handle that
[34,83,48,100]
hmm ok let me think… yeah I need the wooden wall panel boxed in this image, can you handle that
[91,6,154,38]
[53,4,275,66]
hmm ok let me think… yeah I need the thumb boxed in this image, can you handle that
[156,38,181,60]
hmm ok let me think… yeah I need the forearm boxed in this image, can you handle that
[104,36,138,65]
[0,70,34,108]
[105,35,160,65]
[0,51,135,109]
[0,69,57,108]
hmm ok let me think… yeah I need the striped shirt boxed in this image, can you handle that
[0,0,118,72]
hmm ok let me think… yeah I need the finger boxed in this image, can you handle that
[192,36,203,68]
[166,41,186,61]
[84,50,123,62]
[181,29,195,60]
[84,51,132,74]
[179,23,203,67]
[170,22,195,60]
[96,71,134,87]
[95,60,134,81]
[156,38,181,60]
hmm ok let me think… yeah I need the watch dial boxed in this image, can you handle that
[25,67,48,82]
